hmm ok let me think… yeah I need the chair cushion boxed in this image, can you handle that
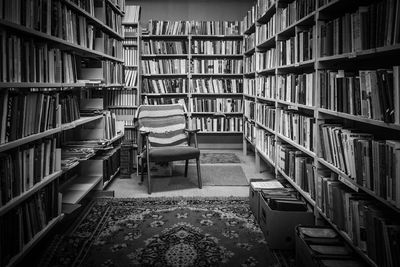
[148,146,200,162]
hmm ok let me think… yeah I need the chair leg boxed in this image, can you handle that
[140,158,144,184]
[184,160,189,177]
[147,161,152,194]
[196,157,202,189]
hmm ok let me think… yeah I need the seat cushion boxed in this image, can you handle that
[148,146,200,162]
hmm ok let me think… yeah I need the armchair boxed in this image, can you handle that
[136,104,202,194]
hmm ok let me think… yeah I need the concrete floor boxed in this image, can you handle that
[107,149,275,198]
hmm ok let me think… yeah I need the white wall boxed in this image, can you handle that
[127,0,255,24]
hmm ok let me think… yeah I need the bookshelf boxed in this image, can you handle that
[0,0,126,265]
[244,0,400,266]
[140,20,244,142]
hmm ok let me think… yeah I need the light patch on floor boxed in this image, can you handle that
[107,149,275,198]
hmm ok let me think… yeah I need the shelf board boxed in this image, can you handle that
[124,125,137,129]
[191,93,243,96]
[0,170,63,216]
[244,72,256,77]
[255,121,275,133]
[191,54,243,58]
[122,43,138,47]
[257,68,276,75]
[61,175,103,204]
[257,3,276,23]
[316,207,378,267]
[191,35,243,39]
[244,23,256,35]
[142,34,189,39]
[142,92,187,96]
[0,19,123,63]
[191,73,243,77]
[191,112,243,116]
[142,73,187,77]
[244,135,256,146]
[62,0,123,40]
[256,35,276,49]
[257,96,276,102]
[276,11,316,37]
[244,47,255,55]
[124,65,138,68]
[276,133,316,157]
[318,108,400,131]
[6,214,63,267]
[141,54,188,58]
[277,168,316,206]
[255,147,276,167]
[102,167,120,189]
[276,100,315,110]
[124,32,139,38]
[122,21,139,26]
[106,0,124,15]
[0,82,88,88]
[277,59,315,71]
[244,94,256,99]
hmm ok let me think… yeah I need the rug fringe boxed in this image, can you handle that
[95,196,249,202]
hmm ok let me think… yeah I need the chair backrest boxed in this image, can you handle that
[136,104,187,147]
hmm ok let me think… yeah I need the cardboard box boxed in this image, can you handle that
[295,226,363,267]
[249,179,284,223]
[149,162,172,177]
[259,194,314,249]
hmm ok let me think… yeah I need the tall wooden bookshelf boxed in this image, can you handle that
[244,0,400,266]
[0,0,125,265]
[140,20,244,148]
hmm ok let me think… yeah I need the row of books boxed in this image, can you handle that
[277,73,315,106]
[276,109,314,151]
[278,29,315,66]
[243,5,256,33]
[142,97,187,109]
[190,78,243,94]
[255,128,275,163]
[123,47,138,66]
[60,94,80,124]
[190,116,243,132]
[256,14,276,45]
[245,120,255,143]
[78,59,123,85]
[124,128,137,141]
[316,172,400,267]
[147,20,242,36]
[0,181,59,267]
[319,68,400,124]
[142,40,188,55]
[277,143,315,198]
[141,59,188,74]
[257,76,275,99]
[244,100,255,120]
[257,0,275,19]
[244,78,256,96]
[111,108,135,116]
[257,48,276,70]
[122,5,141,23]
[124,69,138,87]
[123,25,139,35]
[192,40,243,55]
[104,90,137,106]
[91,146,120,185]
[190,98,243,113]
[319,1,400,56]
[0,31,77,83]
[0,137,60,207]
[245,33,255,51]
[96,32,123,58]
[277,0,315,32]
[192,59,243,74]
[142,78,187,94]
[0,91,61,144]
[255,103,275,130]
[122,38,137,45]
[61,146,95,169]
[244,55,256,73]
[103,111,118,140]
[318,123,400,208]
[190,21,242,36]
[98,0,123,35]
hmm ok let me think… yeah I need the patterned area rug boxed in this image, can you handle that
[42,198,279,267]
[199,152,241,164]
